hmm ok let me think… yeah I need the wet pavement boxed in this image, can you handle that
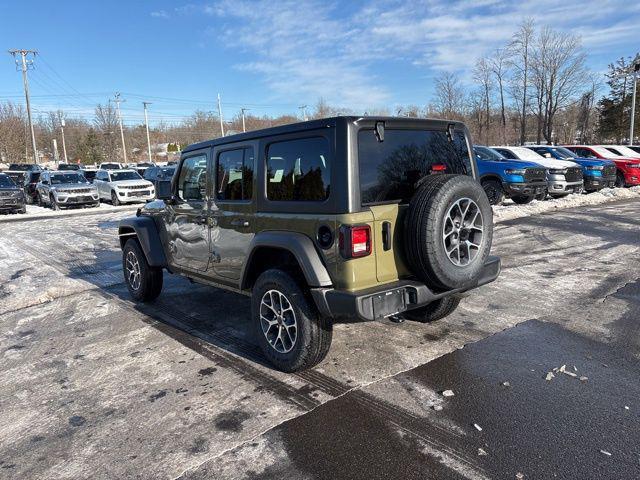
[0,199,639,479]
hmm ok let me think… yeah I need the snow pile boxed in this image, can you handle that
[493,186,640,223]
[0,203,138,223]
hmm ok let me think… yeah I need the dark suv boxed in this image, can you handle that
[118,117,500,371]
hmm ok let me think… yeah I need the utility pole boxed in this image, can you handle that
[298,105,308,121]
[240,107,249,133]
[113,92,128,163]
[217,93,225,137]
[60,116,68,163]
[143,102,153,162]
[630,62,639,146]
[8,49,38,163]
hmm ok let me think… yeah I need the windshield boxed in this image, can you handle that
[359,129,472,205]
[550,147,577,159]
[0,175,16,188]
[102,163,121,170]
[607,145,640,158]
[592,146,620,158]
[110,171,142,181]
[50,173,87,184]
[474,146,504,161]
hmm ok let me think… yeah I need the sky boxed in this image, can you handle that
[0,0,638,125]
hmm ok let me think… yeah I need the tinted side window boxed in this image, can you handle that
[496,149,516,159]
[266,137,331,201]
[217,147,254,201]
[143,168,155,180]
[177,154,207,201]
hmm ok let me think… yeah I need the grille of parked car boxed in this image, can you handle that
[602,164,616,177]
[0,191,17,197]
[565,167,583,182]
[120,184,149,190]
[67,188,94,194]
[524,168,546,183]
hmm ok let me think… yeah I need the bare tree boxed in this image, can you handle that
[432,72,466,120]
[489,48,510,143]
[94,103,120,162]
[473,58,493,144]
[508,18,535,145]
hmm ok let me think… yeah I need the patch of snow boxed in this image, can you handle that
[493,186,640,223]
[0,203,138,223]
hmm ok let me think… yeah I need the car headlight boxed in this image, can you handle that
[585,165,604,171]
[548,168,567,174]
[505,168,527,175]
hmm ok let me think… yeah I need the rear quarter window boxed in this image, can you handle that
[358,129,471,205]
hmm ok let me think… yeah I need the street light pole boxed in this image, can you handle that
[240,107,248,133]
[60,117,68,163]
[9,49,38,163]
[143,102,153,162]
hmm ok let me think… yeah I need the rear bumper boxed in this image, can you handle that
[503,181,546,197]
[311,256,501,322]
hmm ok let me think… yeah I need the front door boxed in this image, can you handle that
[210,143,257,282]
[164,150,211,272]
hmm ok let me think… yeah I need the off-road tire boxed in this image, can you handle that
[252,269,332,372]
[404,174,493,290]
[481,179,504,205]
[123,238,163,302]
[112,191,120,206]
[511,194,534,204]
[403,296,461,323]
[615,171,626,188]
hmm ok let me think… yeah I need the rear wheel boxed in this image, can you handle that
[404,296,461,323]
[252,269,332,372]
[615,171,626,188]
[511,194,534,205]
[123,238,163,301]
[481,179,504,205]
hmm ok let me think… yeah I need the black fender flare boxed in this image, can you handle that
[479,173,503,185]
[118,216,167,267]
[241,231,332,289]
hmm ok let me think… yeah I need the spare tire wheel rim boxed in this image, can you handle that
[442,197,484,267]
[260,289,298,354]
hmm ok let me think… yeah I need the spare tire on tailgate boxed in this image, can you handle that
[404,174,492,290]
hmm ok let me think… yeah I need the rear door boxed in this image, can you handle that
[209,142,257,282]
[164,149,211,272]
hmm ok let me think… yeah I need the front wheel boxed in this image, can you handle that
[615,171,626,188]
[111,191,120,206]
[534,191,546,201]
[252,269,332,372]
[404,296,461,323]
[122,239,163,301]
[50,195,60,210]
[511,194,534,205]
[481,179,504,205]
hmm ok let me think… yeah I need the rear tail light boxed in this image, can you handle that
[339,225,371,258]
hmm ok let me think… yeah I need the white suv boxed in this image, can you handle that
[94,169,155,205]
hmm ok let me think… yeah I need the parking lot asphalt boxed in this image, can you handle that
[1,199,639,479]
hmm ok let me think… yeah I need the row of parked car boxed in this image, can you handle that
[0,161,176,213]
[474,144,640,205]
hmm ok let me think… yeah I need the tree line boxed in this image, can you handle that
[0,19,638,165]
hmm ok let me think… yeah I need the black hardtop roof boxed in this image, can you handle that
[182,116,466,153]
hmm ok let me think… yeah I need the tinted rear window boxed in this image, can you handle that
[358,129,472,205]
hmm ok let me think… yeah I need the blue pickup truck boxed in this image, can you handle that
[524,145,616,192]
[474,146,548,205]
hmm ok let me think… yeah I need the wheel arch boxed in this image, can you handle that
[479,173,503,185]
[118,216,167,267]
[241,232,332,291]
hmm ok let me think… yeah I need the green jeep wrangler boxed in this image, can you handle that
[118,116,500,372]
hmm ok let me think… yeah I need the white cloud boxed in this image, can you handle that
[191,0,639,108]
[150,10,169,19]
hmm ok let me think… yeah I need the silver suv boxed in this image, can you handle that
[36,171,99,210]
